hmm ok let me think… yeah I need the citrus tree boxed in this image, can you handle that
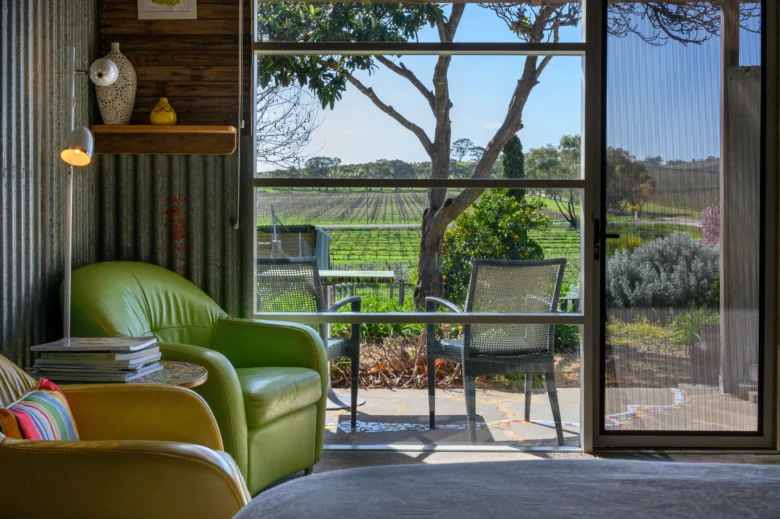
[441,190,549,306]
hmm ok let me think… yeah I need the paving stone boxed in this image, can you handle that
[325,386,757,447]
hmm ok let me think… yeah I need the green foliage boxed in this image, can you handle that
[451,138,475,162]
[264,160,497,181]
[332,294,422,343]
[605,234,644,257]
[710,275,720,307]
[606,233,719,309]
[304,156,341,178]
[492,373,546,390]
[605,316,675,351]
[528,226,581,289]
[525,135,580,228]
[502,135,525,202]
[256,3,444,108]
[554,324,580,352]
[669,305,719,346]
[605,148,657,215]
[441,190,550,306]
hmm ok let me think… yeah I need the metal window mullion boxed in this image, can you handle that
[254,312,586,325]
[253,178,587,189]
[253,42,586,56]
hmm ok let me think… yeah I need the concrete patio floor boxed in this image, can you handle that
[325,388,582,447]
[325,385,759,447]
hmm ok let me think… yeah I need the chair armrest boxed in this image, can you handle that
[0,437,249,519]
[327,296,361,313]
[62,383,222,449]
[425,298,462,350]
[425,297,462,314]
[210,318,329,462]
[211,318,328,376]
[157,342,248,479]
[328,296,361,344]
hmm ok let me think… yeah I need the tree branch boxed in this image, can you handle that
[432,5,556,225]
[375,56,435,111]
[535,55,553,81]
[337,66,433,155]
[445,3,466,41]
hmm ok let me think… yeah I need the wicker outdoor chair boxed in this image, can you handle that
[426,259,567,445]
[256,257,361,429]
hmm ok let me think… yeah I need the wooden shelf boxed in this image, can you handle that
[92,125,237,155]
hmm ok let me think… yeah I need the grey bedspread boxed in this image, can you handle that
[236,460,780,518]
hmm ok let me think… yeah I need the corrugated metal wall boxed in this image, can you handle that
[1,0,98,366]
[94,139,254,319]
[1,1,253,365]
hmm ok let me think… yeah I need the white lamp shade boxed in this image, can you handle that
[60,126,94,167]
[89,58,119,87]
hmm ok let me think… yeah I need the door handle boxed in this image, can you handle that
[594,219,620,260]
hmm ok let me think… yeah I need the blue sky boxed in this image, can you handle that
[259,4,762,170]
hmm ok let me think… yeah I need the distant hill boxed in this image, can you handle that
[258,159,501,180]
[647,158,719,212]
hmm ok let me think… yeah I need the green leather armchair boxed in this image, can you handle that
[67,261,328,494]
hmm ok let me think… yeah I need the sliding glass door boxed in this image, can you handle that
[596,0,775,447]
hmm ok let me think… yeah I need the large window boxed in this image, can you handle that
[254,2,588,449]
[253,0,774,450]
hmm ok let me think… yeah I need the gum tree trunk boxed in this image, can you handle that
[413,141,451,309]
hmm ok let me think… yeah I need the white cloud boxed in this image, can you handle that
[483,122,502,129]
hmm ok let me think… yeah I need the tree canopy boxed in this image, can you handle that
[502,135,525,202]
[256,1,756,308]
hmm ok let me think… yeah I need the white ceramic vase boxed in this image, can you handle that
[96,42,137,125]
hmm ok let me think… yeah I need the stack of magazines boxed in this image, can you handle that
[30,337,162,382]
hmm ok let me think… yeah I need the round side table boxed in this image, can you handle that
[129,360,208,389]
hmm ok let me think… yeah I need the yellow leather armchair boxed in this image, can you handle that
[0,355,249,519]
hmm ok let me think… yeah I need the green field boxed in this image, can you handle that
[257,187,703,291]
[648,160,719,213]
[328,228,421,275]
[257,189,429,226]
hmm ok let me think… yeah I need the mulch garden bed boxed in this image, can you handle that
[332,337,692,392]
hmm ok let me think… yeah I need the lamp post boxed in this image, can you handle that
[59,46,118,339]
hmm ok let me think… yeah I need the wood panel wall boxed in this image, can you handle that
[98,0,251,131]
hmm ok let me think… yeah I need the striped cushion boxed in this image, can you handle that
[0,378,79,440]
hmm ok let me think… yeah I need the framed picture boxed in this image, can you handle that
[138,0,197,20]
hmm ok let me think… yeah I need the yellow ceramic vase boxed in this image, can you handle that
[150,97,177,125]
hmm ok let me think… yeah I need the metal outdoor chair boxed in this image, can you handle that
[256,257,361,429]
[426,259,567,445]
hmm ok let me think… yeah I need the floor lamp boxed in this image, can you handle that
[59,46,118,339]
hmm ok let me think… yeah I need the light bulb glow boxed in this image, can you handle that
[61,148,91,166]
[61,126,94,167]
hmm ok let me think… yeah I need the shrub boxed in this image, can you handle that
[710,275,720,306]
[605,316,673,351]
[701,203,720,246]
[441,190,550,306]
[332,294,422,343]
[555,324,580,351]
[605,234,643,257]
[605,232,719,309]
[669,305,719,347]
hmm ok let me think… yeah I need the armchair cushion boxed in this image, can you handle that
[236,367,321,428]
[0,354,37,408]
[0,379,79,440]
[63,383,222,448]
